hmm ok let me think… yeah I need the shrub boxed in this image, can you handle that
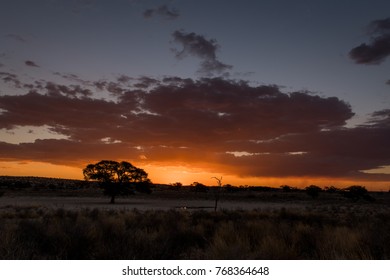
[305,185,322,198]
[343,186,374,202]
[191,182,208,192]
[280,185,297,192]
[324,186,339,193]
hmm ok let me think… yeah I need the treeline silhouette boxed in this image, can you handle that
[0,175,380,203]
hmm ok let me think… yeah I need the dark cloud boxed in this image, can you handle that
[366,109,390,127]
[93,80,108,91]
[53,72,91,85]
[5,34,26,42]
[0,71,22,88]
[0,89,132,140]
[369,18,390,34]
[349,17,390,64]
[172,30,232,76]
[133,76,160,89]
[0,139,135,166]
[234,125,390,179]
[117,75,133,84]
[45,82,93,98]
[25,60,40,67]
[1,76,390,181]
[144,5,179,20]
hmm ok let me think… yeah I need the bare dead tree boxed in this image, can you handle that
[212,176,222,212]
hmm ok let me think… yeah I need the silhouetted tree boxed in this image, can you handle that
[191,182,208,192]
[224,184,240,193]
[324,186,339,193]
[305,185,322,198]
[83,160,151,203]
[171,182,183,190]
[280,185,297,192]
[212,177,223,212]
[342,185,374,202]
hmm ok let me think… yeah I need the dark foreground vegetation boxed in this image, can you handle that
[0,206,389,260]
[1,176,389,259]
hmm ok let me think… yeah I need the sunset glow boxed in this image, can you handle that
[1,1,390,190]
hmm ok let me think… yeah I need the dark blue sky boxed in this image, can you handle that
[1,0,390,187]
[1,0,389,118]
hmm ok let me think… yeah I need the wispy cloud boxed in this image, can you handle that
[5,34,26,43]
[25,60,40,67]
[144,5,179,20]
[172,30,232,76]
[0,71,22,88]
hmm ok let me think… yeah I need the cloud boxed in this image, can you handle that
[53,72,92,86]
[369,18,390,34]
[0,71,22,88]
[1,76,390,182]
[172,30,232,76]
[45,82,93,98]
[143,5,180,20]
[116,75,133,84]
[5,34,26,42]
[25,60,40,67]
[349,17,390,64]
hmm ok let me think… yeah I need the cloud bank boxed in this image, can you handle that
[1,74,390,182]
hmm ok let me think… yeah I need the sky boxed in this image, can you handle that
[1,0,390,189]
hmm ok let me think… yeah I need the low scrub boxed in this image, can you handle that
[0,207,389,259]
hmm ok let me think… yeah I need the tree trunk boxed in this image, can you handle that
[214,187,221,212]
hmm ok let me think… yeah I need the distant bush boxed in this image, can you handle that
[191,182,208,192]
[305,185,322,198]
[248,186,275,192]
[222,184,237,193]
[280,185,298,192]
[324,186,340,193]
[135,182,153,194]
[170,182,183,190]
[0,191,4,197]
[343,186,374,202]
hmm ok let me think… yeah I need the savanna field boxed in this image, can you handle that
[0,176,389,260]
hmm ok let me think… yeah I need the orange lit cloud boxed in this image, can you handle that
[1,75,390,188]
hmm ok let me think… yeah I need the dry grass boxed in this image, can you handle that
[0,205,389,260]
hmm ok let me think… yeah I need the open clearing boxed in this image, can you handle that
[0,195,310,211]
[1,178,390,259]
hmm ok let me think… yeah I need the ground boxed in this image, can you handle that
[1,176,389,259]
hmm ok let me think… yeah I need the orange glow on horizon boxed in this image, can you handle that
[0,160,389,191]
[0,161,83,180]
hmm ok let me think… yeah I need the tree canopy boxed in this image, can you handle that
[83,160,151,203]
